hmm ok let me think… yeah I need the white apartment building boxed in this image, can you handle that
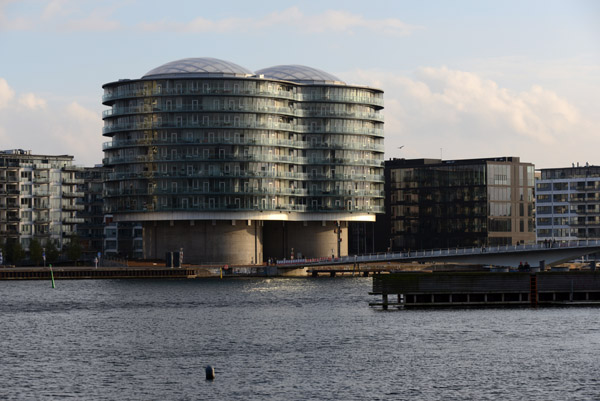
[0,149,84,254]
[536,164,600,242]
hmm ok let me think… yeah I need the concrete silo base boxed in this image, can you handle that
[143,220,263,265]
[263,221,348,261]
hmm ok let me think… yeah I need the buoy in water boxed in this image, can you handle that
[205,365,215,380]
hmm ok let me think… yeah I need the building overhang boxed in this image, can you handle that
[112,211,376,223]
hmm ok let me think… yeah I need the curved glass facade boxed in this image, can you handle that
[102,59,384,221]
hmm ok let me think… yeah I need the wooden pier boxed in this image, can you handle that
[370,271,600,309]
[0,266,199,280]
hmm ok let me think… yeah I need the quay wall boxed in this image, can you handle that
[372,271,600,308]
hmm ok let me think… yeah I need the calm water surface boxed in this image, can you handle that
[1,278,599,400]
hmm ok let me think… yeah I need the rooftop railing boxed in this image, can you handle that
[102,87,383,107]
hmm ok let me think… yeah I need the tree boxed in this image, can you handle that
[4,239,25,266]
[29,238,43,266]
[64,235,82,262]
[0,240,5,265]
[45,240,60,264]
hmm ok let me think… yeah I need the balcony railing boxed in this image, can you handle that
[102,105,384,122]
[63,204,85,211]
[62,191,84,197]
[102,138,385,153]
[62,165,84,172]
[102,121,384,137]
[102,153,384,168]
[63,217,85,224]
[62,177,85,185]
[103,170,384,183]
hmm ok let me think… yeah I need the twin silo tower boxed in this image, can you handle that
[102,58,384,264]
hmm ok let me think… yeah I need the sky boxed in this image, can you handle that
[0,0,599,168]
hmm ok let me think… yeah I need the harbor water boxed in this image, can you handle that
[1,277,599,400]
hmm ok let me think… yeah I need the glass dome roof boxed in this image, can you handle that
[143,57,253,78]
[256,65,345,85]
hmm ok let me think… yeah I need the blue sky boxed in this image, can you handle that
[1,0,599,168]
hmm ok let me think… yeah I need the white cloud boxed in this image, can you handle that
[2,3,416,35]
[138,7,419,36]
[60,8,121,31]
[0,0,120,32]
[66,101,98,122]
[0,78,15,108]
[18,93,47,110]
[342,67,599,168]
[41,0,71,20]
[0,78,103,165]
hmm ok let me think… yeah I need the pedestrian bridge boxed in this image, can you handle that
[276,239,600,269]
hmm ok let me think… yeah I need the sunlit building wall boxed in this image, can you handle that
[386,157,535,250]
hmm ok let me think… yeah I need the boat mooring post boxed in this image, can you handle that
[205,365,215,380]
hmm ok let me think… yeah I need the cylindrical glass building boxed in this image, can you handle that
[102,58,384,264]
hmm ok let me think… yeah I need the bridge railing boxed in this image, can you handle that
[275,239,600,266]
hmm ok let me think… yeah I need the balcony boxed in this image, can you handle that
[63,204,85,211]
[62,177,85,185]
[62,191,84,198]
[62,165,84,172]
[63,217,85,224]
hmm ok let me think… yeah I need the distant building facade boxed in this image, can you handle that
[0,149,84,258]
[103,215,143,259]
[536,164,600,242]
[385,157,535,250]
[101,58,384,264]
[76,166,107,261]
[76,165,143,261]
